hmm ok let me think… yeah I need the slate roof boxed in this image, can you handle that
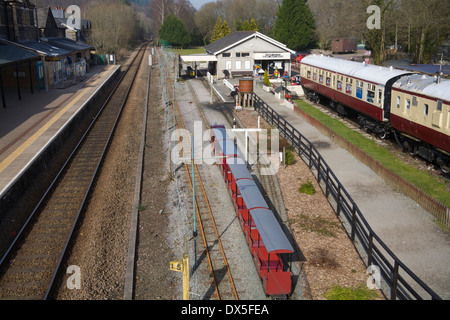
[205,31,256,54]
[205,31,295,55]
[0,40,41,67]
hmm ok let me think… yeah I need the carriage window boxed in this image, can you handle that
[405,99,410,109]
[378,90,382,104]
[313,73,317,81]
[437,100,442,111]
[326,77,331,86]
[307,71,311,79]
[346,84,352,94]
[412,96,418,106]
[356,87,362,99]
[424,104,429,116]
[367,90,375,103]
[319,75,323,83]
[337,81,342,91]
[396,96,400,108]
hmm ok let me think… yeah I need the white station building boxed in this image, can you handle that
[181,31,295,80]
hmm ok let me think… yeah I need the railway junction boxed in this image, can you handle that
[0,44,448,301]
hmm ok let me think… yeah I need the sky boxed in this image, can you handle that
[190,0,214,10]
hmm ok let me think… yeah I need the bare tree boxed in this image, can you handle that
[86,0,140,57]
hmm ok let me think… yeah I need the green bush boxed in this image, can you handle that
[299,179,315,195]
[264,69,271,86]
[284,148,296,166]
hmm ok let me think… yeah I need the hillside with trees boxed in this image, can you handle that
[308,0,450,64]
[39,0,449,64]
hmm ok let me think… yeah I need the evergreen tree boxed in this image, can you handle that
[237,18,259,31]
[273,0,317,51]
[249,18,258,32]
[222,20,231,38]
[159,15,191,48]
[211,17,224,42]
[211,17,231,42]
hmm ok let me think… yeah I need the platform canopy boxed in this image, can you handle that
[181,53,217,63]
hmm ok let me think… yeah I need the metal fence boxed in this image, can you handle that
[252,93,441,300]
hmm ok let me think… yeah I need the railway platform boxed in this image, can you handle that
[0,64,121,202]
[211,77,450,299]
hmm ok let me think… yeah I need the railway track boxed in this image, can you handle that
[0,43,148,300]
[168,77,239,300]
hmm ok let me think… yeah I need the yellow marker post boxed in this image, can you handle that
[170,254,189,300]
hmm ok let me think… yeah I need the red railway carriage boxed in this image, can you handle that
[211,124,294,297]
[300,54,411,136]
[299,55,450,171]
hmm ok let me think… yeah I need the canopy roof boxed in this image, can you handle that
[226,158,252,180]
[0,40,41,67]
[250,208,294,254]
[236,179,268,210]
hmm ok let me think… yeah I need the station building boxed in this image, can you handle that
[0,0,92,108]
[181,31,295,80]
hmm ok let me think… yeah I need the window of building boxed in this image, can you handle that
[222,53,231,57]
[235,61,242,70]
[236,53,241,57]
[242,53,250,57]
[244,60,251,70]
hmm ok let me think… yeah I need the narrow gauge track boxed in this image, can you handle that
[0,43,148,300]
[170,79,239,300]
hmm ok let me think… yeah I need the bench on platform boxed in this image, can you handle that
[231,71,253,78]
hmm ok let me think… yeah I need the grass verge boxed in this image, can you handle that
[324,284,379,300]
[171,47,206,55]
[294,98,450,209]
